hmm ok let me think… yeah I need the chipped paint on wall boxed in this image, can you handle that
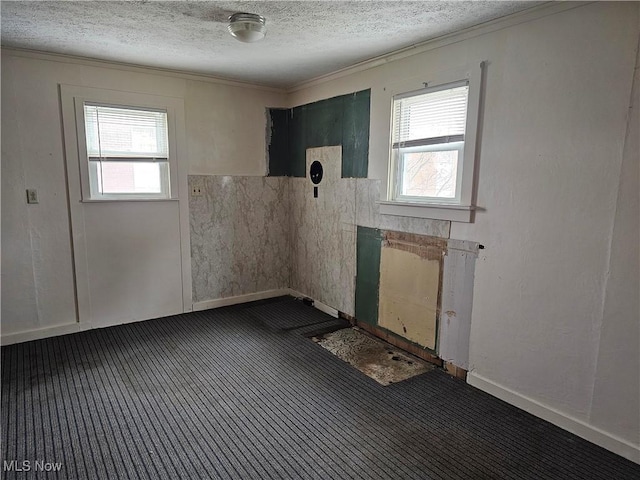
[439,239,479,370]
[382,231,447,261]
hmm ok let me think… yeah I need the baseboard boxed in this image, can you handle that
[192,289,291,311]
[467,372,640,464]
[287,289,339,318]
[310,299,339,318]
[3,289,291,345]
[1,322,83,346]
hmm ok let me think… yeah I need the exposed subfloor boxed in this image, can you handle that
[2,296,639,479]
[312,327,434,385]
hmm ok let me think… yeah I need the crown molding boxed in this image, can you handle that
[1,2,589,95]
[286,1,588,93]
[0,46,286,93]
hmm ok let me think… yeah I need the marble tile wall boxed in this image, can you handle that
[290,147,357,315]
[189,175,289,303]
[355,179,451,238]
[288,146,451,316]
[189,147,451,311]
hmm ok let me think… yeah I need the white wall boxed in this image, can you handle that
[185,79,284,176]
[1,1,638,462]
[1,50,286,337]
[289,2,639,461]
[589,40,640,450]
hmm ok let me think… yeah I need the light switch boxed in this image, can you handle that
[26,189,39,204]
[191,186,203,197]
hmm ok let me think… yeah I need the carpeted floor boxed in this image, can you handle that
[2,296,639,479]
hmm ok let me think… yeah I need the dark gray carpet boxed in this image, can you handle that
[246,296,345,331]
[2,296,638,479]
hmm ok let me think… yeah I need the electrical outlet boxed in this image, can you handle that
[191,186,203,197]
[26,189,39,204]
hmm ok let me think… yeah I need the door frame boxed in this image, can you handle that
[60,84,193,328]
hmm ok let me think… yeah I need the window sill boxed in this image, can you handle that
[378,201,475,222]
[80,198,178,203]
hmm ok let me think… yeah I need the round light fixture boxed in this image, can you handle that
[228,13,267,43]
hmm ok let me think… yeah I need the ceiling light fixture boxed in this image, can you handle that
[228,13,267,43]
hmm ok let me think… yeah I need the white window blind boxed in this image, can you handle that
[392,83,469,149]
[84,104,168,160]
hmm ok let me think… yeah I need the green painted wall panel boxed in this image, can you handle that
[342,90,371,178]
[289,106,307,177]
[267,89,370,178]
[355,226,382,325]
[304,97,343,149]
[267,108,290,176]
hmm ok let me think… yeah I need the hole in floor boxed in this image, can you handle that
[311,327,434,386]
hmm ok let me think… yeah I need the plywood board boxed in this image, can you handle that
[378,246,440,350]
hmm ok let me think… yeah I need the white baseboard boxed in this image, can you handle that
[287,289,308,300]
[2,288,296,345]
[311,299,339,318]
[1,322,83,346]
[192,289,291,312]
[467,372,640,464]
[287,289,339,318]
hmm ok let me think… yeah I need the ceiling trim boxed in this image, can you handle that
[2,2,587,94]
[286,1,587,93]
[0,47,286,93]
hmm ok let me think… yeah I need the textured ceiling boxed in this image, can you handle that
[1,1,541,88]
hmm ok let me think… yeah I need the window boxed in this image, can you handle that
[391,81,469,203]
[381,63,482,222]
[83,104,170,199]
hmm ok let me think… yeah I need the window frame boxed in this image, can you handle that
[381,63,483,222]
[394,141,465,204]
[87,159,171,200]
[82,102,171,200]
[72,96,179,202]
[60,84,192,317]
